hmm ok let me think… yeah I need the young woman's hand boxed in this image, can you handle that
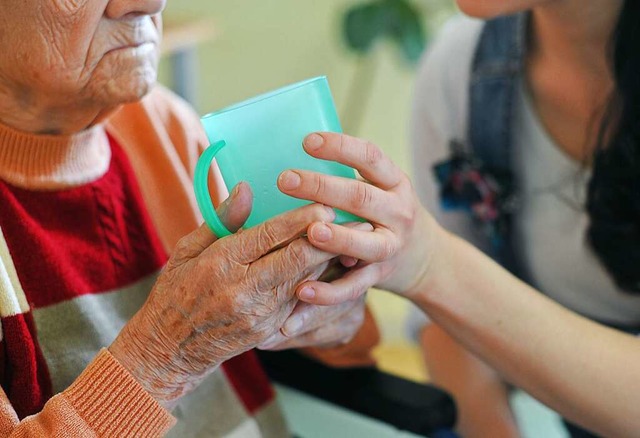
[277,132,445,305]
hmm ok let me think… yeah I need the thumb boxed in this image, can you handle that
[217,182,253,233]
[174,182,254,263]
[196,181,254,245]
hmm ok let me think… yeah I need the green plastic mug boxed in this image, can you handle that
[195,76,360,237]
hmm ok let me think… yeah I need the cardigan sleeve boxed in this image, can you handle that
[0,349,174,437]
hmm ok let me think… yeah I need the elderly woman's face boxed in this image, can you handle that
[0,0,165,111]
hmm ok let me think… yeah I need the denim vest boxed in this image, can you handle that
[435,13,528,276]
[471,13,528,273]
[469,14,526,171]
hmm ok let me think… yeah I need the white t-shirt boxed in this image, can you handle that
[408,16,640,332]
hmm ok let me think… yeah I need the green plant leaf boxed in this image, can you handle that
[343,0,426,63]
[393,1,426,62]
[344,2,387,53]
[385,0,426,62]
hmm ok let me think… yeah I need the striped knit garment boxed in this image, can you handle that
[0,87,288,437]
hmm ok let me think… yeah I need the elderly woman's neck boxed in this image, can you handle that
[0,88,114,136]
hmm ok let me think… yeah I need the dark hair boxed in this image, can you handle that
[587,0,640,293]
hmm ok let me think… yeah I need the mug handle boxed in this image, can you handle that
[194,140,233,238]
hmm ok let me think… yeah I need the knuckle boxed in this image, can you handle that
[347,283,366,302]
[363,141,383,167]
[171,235,196,262]
[274,281,297,304]
[262,221,281,243]
[375,239,396,261]
[312,174,327,200]
[391,195,417,228]
[307,203,331,222]
[286,241,313,271]
[349,183,374,212]
[174,234,192,252]
[253,320,272,337]
[338,134,348,155]
[256,221,283,250]
[399,172,413,189]
[396,206,415,226]
[246,301,277,326]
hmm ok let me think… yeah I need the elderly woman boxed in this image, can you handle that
[0,0,378,436]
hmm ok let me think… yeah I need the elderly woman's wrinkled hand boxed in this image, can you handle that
[256,221,373,351]
[257,289,368,351]
[277,132,446,305]
[109,183,336,408]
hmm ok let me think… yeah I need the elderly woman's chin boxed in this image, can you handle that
[91,46,160,106]
[102,65,158,105]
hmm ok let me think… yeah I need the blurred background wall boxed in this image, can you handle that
[159,0,456,381]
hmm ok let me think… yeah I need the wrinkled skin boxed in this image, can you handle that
[260,221,373,350]
[110,188,334,407]
[259,285,368,350]
[0,0,165,134]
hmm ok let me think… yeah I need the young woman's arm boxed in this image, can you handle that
[415,229,640,437]
[281,132,640,437]
[421,324,520,438]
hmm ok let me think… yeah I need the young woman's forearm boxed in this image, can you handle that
[421,324,520,438]
[414,230,640,437]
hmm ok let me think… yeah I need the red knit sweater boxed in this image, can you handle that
[0,87,283,436]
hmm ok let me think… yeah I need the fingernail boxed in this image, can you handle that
[311,223,332,242]
[324,206,337,222]
[342,257,358,268]
[356,222,374,232]
[283,316,303,337]
[304,133,324,150]
[231,184,241,199]
[279,170,301,190]
[299,287,316,300]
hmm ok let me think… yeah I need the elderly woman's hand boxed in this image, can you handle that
[277,133,445,305]
[257,288,368,351]
[109,183,337,409]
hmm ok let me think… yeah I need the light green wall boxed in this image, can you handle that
[161,0,454,173]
